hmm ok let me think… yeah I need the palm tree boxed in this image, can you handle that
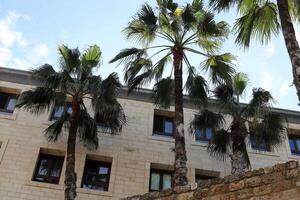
[191,73,286,174]
[208,0,300,102]
[16,45,126,200]
[110,0,235,187]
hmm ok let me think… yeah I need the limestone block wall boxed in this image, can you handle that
[0,76,300,200]
[123,161,300,200]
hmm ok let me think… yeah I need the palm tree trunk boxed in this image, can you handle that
[172,47,188,187]
[64,100,79,200]
[277,0,300,101]
[230,120,248,175]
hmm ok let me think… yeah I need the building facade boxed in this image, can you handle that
[0,67,300,200]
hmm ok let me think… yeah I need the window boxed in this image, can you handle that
[195,174,217,183]
[149,169,172,192]
[33,154,64,184]
[153,113,174,137]
[81,159,111,191]
[289,135,300,155]
[195,169,219,184]
[0,92,17,115]
[51,103,72,120]
[95,114,112,130]
[195,128,212,143]
[250,135,270,151]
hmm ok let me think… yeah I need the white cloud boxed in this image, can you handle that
[0,11,50,70]
[261,72,273,91]
[279,81,290,97]
[0,12,28,47]
[0,47,12,66]
[265,42,275,58]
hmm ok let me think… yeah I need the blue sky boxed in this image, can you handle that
[0,0,299,111]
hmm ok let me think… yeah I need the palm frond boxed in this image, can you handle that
[16,87,66,115]
[201,53,235,84]
[243,88,274,118]
[234,2,280,47]
[152,77,174,109]
[78,108,98,150]
[109,48,145,65]
[190,109,225,132]
[208,0,238,12]
[45,110,70,142]
[182,4,197,30]
[233,72,249,96]
[81,45,101,69]
[289,0,300,22]
[185,73,208,105]
[123,4,157,45]
[250,113,286,148]
[124,58,152,83]
[58,45,81,72]
[127,69,154,94]
[207,129,231,160]
[153,54,172,81]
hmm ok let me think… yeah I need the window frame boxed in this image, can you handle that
[288,135,300,155]
[33,153,64,184]
[50,102,72,121]
[250,135,271,152]
[194,128,212,143]
[81,159,112,192]
[149,169,172,192]
[0,92,17,114]
[153,114,174,137]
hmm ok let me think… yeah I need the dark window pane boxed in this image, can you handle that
[196,174,217,183]
[289,139,296,152]
[153,114,174,137]
[82,160,111,191]
[0,92,17,114]
[206,128,212,139]
[51,103,72,120]
[153,115,164,133]
[37,159,49,176]
[296,139,300,152]
[250,135,268,151]
[0,93,8,108]
[33,154,64,184]
[164,119,173,136]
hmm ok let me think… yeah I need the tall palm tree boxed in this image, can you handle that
[16,45,126,200]
[191,73,286,174]
[208,0,300,102]
[110,0,235,186]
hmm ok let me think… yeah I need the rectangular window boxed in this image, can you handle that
[289,135,300,155]
[153,114,174,137]
[33,153,64,184]
[95,114,112,130]
[250,135,270,151]
[195,128,212,143]
[149,169,172,192]
[195,174,217,183]
[81,159,111,191]
[0,92,17,115]
[51,103,72,120]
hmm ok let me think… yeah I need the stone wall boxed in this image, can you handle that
[123,161,300,200]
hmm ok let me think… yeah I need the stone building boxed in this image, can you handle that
[0,66,300,200]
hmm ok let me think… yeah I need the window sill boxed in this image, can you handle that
[191,141,209,147]
[149,135,174,143]
[77,188,113,197]
[0,113,16,120]
[24,180,63,191]
[288,155,300,160]
[248,150,280,157]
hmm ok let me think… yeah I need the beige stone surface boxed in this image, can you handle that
[0,78,300,200]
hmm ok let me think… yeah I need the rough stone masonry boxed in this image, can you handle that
[123,160,300,200]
